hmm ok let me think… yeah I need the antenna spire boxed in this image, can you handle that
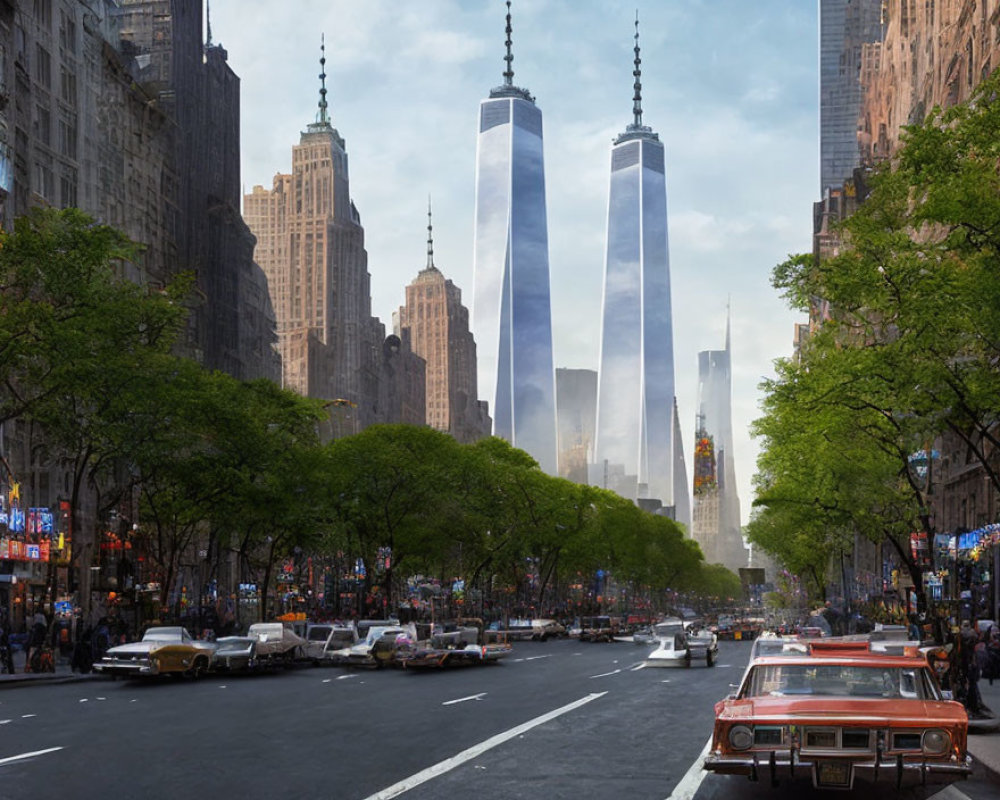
[426,196,435,270]
[632,10,643,127]
[503,1,514,86]
[206,0,213,46]
[318,34,330,125]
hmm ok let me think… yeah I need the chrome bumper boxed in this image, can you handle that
[703,749,973,789]
[93,660,156,676]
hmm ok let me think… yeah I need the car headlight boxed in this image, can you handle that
[728,725,753,750]
[922,729,950,755]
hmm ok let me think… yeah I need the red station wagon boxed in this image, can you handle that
[703,639,972,790]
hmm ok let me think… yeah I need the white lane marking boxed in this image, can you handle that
[336,674,358,680]
[661,680,671,683]
[0,720,10,725]
[664,735,713,800]
[96,697,106,701]
[218,685,227,689]
[0,747,64,767]
[590,668,621,679]
[130,700,137,703]
[322,678,332,683]
[717,664,732,668]
[524,655,551,661]
[363,692,608,800]
[927,785,972,800]
[78,699,87,703]
[629,662,645,671]
[512,658,525,662]
[442,693,487,706]
[20,714,36,719]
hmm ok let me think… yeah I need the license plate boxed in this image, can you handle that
[816,761,851,788]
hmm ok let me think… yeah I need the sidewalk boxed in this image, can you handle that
[967,676,1000,781]
[0,647,99,689]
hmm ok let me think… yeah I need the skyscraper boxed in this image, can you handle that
[592,16,675,506]
[396,202,491,444]
[472,1,557,473]
[244,41,423,430]
[691,314,746,573]
[819,0,883,193]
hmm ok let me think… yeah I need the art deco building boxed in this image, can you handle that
[592,17,676,506]
[472,2,557,473]
[244,43,423,430]
[691,316,746,573]
[396,203,491,444]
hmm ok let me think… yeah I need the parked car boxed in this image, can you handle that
[212,635,258,673]
[644,624,692,668]
[314,624,360,665]
[246,622,306,667]
[685,626,719,666]
[93,627,216,679]
[579,615,618,642]
[326,624,412,668]
[303,623,335,662]
[703,638,972,790]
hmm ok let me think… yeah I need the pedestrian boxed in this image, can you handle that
[25,611,47,672]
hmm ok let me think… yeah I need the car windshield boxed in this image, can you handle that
[307,627,332,641]
[745,663,939,700]
[143,628,186,642]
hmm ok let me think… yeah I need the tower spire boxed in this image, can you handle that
[426,195,435,270]
[318,34,330,125]
[503,1,514,86]
[725,298,732,352]
[632,10,643,127]
[206,0,213,47]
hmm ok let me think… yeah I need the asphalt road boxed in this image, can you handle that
[0,639,998,800]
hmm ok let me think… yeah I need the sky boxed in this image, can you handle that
[210,0,818,526]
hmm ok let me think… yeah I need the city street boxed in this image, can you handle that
[1,639,998,800]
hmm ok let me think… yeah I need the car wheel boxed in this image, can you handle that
[188,657,208,680]
[706,650,716,667]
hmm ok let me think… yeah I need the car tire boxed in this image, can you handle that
[188,657,208,680]
[707,650,716,667]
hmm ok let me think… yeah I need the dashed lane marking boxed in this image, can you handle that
[363,692,608,799]
[442,693,486,706]
[589,668,622,679]
[0,747,63,767]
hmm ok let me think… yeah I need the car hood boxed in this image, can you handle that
[104,642,157,657]
[718,696,968,725]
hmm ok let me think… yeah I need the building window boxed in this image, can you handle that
[60,169,77,208]
[60,67,76,106]
[34,161,53,199]
[58,117,76,158]
[35,44,51,88]
[59,11,76,55]
[35,104,50,146]
[33,0,52,27]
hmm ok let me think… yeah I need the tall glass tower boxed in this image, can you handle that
[593,16,675,504]
[472,1,557,474]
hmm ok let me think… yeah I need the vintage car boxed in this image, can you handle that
[579,615,618,642]
[326,624,413,668]
[644,622,693,668]
[212,635,258,672]
[245,622,307,667]
[314,624,360,664]
[93,626,216,679]
[400,620,512,669]
[703,639,972,790]
[685,626,719,666]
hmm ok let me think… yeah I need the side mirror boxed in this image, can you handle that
[942,690,954,701]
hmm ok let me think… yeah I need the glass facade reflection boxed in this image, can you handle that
[473,88,557,474]
[594,131,675,503]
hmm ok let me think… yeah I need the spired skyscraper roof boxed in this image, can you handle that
[592,14,677,507]
[472,0,557,474]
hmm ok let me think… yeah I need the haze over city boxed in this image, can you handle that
[211,0,817,523]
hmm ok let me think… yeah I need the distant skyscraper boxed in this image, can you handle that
[556,368,597,485]
[592,16,675,505]
[472,1,557,473]
[819,0,883,193]
[691,314,746,573]
[396,202,491,444]
[244,40,423,430]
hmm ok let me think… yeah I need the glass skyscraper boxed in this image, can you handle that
[593,18,675,505]
[472,2,557,474]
